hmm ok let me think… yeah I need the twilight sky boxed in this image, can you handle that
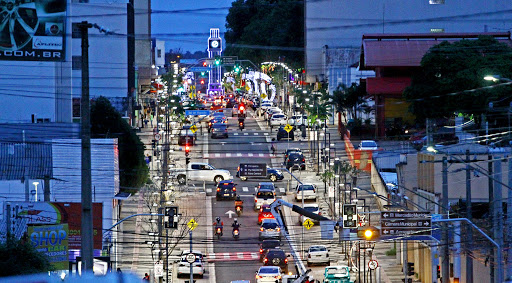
[151,0,235,53]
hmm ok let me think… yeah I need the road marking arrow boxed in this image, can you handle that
[225,210,235,219]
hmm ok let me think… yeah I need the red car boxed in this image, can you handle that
[258,204,274,224]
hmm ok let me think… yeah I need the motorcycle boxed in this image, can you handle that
[215,226,223,239]
[232,228,240,240]
[239,121,244,130]
[235,205,243,216]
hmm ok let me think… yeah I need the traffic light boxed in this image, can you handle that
[234,65,240,73]
[437,265,440,279]
[407,262,415,276]
[357,226,380,241]
[185,145,190,156]
[203,61,207,67]
[342,204,357,228]
[164,206,178,229]
[215,57,220,65]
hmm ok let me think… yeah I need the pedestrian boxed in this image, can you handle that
[116,268,122,274]
[143,273,150,281]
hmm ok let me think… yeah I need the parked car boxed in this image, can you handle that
[259,239,281,261]
[258,204,275,224]
[255,266,282,283]
[277,125,294,141]
[215,180,237,200]
[254,182,277,210]
[236,165,284,182]
[358,140,378,150]
[306,245,330,266]
[259,218,281,241]
[298,203,321,224]
[262,248,289,273]
[284,152,305,170]
[211,123,228,139]
[294,183,317,202]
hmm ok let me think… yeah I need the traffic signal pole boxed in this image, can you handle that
[441,157,449,283]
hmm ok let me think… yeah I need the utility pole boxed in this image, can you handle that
[507,155,512,280]
[441,156,449,283]
[488,154,494,282]
[465,150,473,283]
[493,157,504,283]
[79,21,94,272]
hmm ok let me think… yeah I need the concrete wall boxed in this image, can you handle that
[306,0,512,82]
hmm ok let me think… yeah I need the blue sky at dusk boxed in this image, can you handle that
[151,0,235,53]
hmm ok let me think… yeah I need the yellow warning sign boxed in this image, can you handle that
[190,125,198,133]
[187,219,198,230]
[303,219,314,230]
[284,124,293,133]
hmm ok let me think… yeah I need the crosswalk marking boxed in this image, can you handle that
[206,252,259,262]
[258,153,264,157]
[226,153,232,157]
[264,133,269,136]
[233,133,239,136]
[237,153,242,157]
[279,188,285,193]
[242,187,249,192]
[244,133,249,135]
[202,153,275,158]
[254,133,259,136]
[206,189,212,193]
[248,153,253,157]
[215,153,220,157]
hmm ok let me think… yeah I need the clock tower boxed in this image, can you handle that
[207,28,223,97]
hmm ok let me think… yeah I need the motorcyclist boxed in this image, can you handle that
[213,217,224,235]
[231,218,241,231]
[234,195,244,209]
[238,117,245,130]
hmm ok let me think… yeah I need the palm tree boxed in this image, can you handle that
[329,83,366,124]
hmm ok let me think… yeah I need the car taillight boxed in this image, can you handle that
[233,187,236,192]
[264,258,268,263]
[255,198,258,203]
[217,228,221,233]
[259,249,263,253]
[284,258,288,264]
[255,275,262,279]
[217,188,220,192]
[276,227,280,232]
[302,158,305,162]
[260,227,264,231]
[237,166,240,171]
[275,276,281,279]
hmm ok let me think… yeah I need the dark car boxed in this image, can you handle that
[262,248,289,272]
[211,124,228,139]
[284,152,306,170]
[277,125,294,141]
[259,240,281,261]
[215,180,237,200]
[283,148,302,162]
[236,166,284,182]
[178,128,195,146]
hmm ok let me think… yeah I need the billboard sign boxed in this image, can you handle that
[0,0,67,61]
[9,202,103,249]
[28,224,69,270]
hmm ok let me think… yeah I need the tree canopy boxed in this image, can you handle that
[403,36,512,123]
[330,83,366,121]
[91,96,148,191]
[224,0,304,68]
[0,236,53,276]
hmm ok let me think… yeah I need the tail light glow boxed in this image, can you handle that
[217,188,220,192]
[276,227,281,232]
[260,227,264,231]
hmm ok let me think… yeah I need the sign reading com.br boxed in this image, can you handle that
[0,0,66,62]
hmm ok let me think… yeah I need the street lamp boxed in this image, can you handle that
[32,181,39,202]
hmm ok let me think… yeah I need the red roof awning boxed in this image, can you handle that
[366,77,412,95]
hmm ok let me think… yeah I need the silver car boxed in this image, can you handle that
[259,218,281,241]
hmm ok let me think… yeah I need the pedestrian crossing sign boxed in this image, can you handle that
[284,124,293,133]
[303,219,314,229]
[190,125,198,133]
[187,218,198,230]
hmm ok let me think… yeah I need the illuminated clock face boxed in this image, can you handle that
[211,40,219,48]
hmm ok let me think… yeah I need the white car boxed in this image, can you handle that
[306,245,330,266]
[298,203,321,224]
[177,252,205,278]
[255,266,283,283]
[358,140,378,150]
[265,107,282,120]
[254,183,277,210]
[288,114,307,126]
[270,113,287,126]
[260,102,273,111]
[295,184,317,201]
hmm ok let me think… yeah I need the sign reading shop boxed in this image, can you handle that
[0,0,66,62]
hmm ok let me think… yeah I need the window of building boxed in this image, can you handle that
[430,28,445,33]
[429,0,445,4]
[72,56,82,70]
[157,49,162,58]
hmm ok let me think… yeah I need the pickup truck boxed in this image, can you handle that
[171,162,233,185]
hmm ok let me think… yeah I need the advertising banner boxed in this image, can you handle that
[10,202,103,249]
[28,224,69,270]
[0,0,67,61]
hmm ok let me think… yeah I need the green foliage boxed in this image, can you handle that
[224,0,304,67]
[329,83,366,120]
[385,248,397,256]
[91,97,149,191]
[403,36,512,122]
[0,236,53,276]
[320,170,334,183]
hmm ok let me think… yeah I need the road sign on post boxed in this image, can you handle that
[221,56,236,66]
[380,211,432,236]
[239,163,267,177]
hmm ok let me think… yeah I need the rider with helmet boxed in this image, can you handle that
[213,217,224,235]
[235,195,244,208]
[231,218,241,231]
